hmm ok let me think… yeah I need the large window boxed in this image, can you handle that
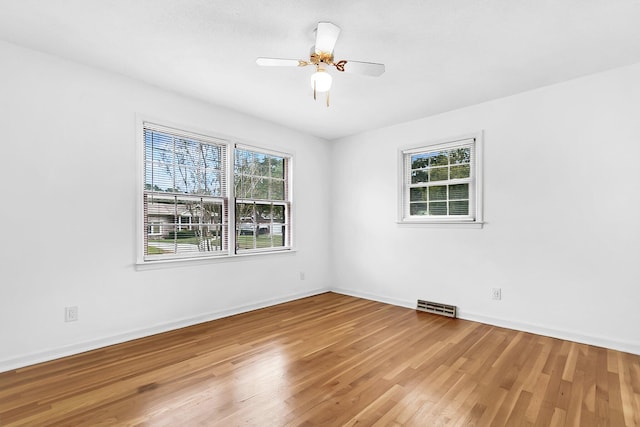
[139,121,292,263]
[400,134,483,224]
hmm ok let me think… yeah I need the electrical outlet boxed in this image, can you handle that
[65,306,78,322]
[491,288,502,301]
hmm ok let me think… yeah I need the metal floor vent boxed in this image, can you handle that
[417,299,457,318]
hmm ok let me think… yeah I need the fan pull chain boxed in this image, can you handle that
[313,81,317,100]
[326,91,330,107]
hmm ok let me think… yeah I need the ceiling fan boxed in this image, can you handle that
[256,22,385,106]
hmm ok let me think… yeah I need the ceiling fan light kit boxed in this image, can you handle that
[256,22,385,107]
[310,67,332,106]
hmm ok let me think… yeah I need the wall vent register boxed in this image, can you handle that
[416,299,457,318]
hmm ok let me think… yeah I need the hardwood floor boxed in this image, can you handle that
[1,292,639,426]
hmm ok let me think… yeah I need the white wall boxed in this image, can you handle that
[2,39,638,372]
[0,41,332,371]
[330,63,640,354]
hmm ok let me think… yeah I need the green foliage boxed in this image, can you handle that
[429,202,447,215]
[429,186,447,201]
[411,170,428,184]
[449,184,469,200]
[449,148,470,164]
[429,167,449,181]
[236,233,284,250]
[410,187,427,202]
[168,229,198,239]
[451,165,470,179]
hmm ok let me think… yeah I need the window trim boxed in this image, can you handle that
[136,116,294,265]
[398,131,484,226]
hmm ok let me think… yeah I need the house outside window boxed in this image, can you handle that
[399,133,483,225]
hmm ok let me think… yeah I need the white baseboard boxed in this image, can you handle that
[330,287,640,356]
[5,286,637,373]
[331,287,416,310]
[0,288,327,373]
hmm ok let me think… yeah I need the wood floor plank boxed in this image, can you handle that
[1,292,639,426]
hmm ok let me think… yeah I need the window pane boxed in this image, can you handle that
[449,148,470,164]
[254,153,269,176]
[411,154,429,169]
[429,167,449,181]
[199,201,224,251]
[270,157,285,179]
[174,138,201,167]
[256,233,273,248]
[429,186,447,201]
[449,184,469,200]
[204,171,222,196]
[146,196,176,235]
[200,144,220,168]
[202,201,221,224]
[411,170,429,184]
[429,202,447,215]
[410,203,428,215]
[430,153,448,167]
[449,201,469,215]
[234,174,248,198]
[253,177,269,199]
[272,205,285,223]
[410,187,427,202]
[147,162,174,192]
[450,164,470,179]
[146,132,173,163]
[270,180,285,200]
[236,201,257,249]
[236,202,254,223]
[174,166,200,194]
[236,234,255,249]
[235,149,251,174]
[270,228,284,246]
[256,204,271,225]
[146,196,226,256]
[145,133,225,198]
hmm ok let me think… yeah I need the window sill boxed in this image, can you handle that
[397,220,484,229]
[135,248,297,271]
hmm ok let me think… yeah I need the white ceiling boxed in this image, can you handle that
[1,0,639,140]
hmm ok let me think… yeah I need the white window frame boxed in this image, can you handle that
[136,117,294,265]
[398,131,483,226]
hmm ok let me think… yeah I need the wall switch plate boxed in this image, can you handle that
[491,288,502,300]
[65,306,78,322]
[299,272,305,280]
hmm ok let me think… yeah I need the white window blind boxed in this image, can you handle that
[143,122,229,260]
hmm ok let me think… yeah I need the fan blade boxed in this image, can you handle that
[256,58,307,67]
[335,60,385,77]
[314,22,341,54]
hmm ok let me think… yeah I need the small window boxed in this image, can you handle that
[400,133,483,224]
